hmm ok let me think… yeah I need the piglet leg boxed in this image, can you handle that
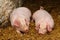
[16,30,21,33]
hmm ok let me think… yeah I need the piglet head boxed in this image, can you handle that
[38,27,47,34]
[38,24,47,34]
[35,22,47,34]
[13,18,29,33]
[36,22,52,34]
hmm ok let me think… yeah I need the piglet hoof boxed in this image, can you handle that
[16,30,21,33]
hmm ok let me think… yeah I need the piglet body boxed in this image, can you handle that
[33,7,54,34]
[10,7,31,33]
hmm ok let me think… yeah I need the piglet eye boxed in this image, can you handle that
[37,24,40,28]
[26,22,29,26]
[35,24,40,31]
[25,19,29,26]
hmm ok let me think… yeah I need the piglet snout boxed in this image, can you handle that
[21,28,29,33]
[24,29,29,32]
[24,28,29,32]
[39,29,47,34]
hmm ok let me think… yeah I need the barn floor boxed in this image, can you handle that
[0,0,60,40]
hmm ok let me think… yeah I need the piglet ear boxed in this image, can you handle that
[46,25,52,32]
[14,20,20,28]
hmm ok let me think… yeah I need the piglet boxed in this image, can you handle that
[10,7,31,33]
[33,6,54,34]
